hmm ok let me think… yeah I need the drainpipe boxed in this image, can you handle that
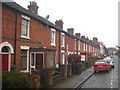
[58,32,61,68]
[13,11,17,67]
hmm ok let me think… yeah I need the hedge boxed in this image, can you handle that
[2,71,35,88]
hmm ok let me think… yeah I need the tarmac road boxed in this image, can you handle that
[81,55,118,88]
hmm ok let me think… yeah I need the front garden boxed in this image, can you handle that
[2,54,102,88]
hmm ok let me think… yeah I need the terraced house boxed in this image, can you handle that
[0,1,102,73]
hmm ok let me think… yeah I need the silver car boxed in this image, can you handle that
[103,57,115,68]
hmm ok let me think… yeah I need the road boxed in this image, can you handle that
[81,55,118,88]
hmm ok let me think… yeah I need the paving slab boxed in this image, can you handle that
[51,67,94,88]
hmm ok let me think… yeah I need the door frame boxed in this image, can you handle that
[0,42,14,71]
[30,52,44,73]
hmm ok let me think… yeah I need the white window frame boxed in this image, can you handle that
[74,39,76,50]
[86,43,88,51]
[93,46,94,52]
[78,41,80,51]
[61,33,65,47]
[89,45,91,52]
[20,46,29,72]
[51,29,56,46]
[21,15,30,39]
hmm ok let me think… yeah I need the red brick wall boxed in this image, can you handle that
[2,5,100,72]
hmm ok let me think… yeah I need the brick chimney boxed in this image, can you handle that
[93,37,98,42]
[86,37,89,41]
[75,33,81,38]
[55,19,63,29]
[67,28,74,35]
[81,35,85,39]
[28,1,39,14]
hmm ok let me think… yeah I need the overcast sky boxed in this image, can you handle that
[13,0,119,48]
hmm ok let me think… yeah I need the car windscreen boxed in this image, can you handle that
[95,61,106,64]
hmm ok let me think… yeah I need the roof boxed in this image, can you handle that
[2,2,100,48]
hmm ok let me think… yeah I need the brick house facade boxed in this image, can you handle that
[0,1,101,73]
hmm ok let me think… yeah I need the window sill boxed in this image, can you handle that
[51,44,56,47]
[21,36,30,39]
[20,70,29,73]
[61,46,65,48]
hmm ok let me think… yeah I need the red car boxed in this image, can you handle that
[94,60,111,73]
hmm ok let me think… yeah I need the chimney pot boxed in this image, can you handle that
[67,28,74,35]
[75,33,81,38]
[93,37,98,42]
[81,35,85,39]
[28,1,39,14]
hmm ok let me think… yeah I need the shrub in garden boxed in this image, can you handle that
[2,71,35,88]
[88,55,99,60]
[68,54,81,63]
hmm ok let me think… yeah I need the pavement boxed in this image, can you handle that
[51,66,94,88]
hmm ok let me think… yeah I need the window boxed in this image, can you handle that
[61,53,65,64]
[89,45,91,52]
[21,15,30,39]
[20,46,29,72]
[61,33,65,47]
[83,43,86,51]
[51,29,56,46]
[86,43,88,51]
[74,39,76,50]
[78,41,80,50]
[1,46,9,53]
[31,53,35,66]
[20,50,28,71]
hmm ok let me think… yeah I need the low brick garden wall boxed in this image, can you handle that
[41,68,53,87]
[30,60,96,88]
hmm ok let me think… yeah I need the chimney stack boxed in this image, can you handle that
[86,37,89,41]
[81,35,85,39]
[55,19,63,29]
[28,1,39,14]
[75,33,81,38]
[67,28,74,35]
[93,37,98,42]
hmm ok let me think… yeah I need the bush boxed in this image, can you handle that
[68,54,81,63]
[2,71,35,88]
[88,55,99,60]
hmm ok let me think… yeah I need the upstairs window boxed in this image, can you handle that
[86,43,88,51]
[83,43,86,51]
[21,15,30,39]
[74,39,76,50]
[51,29,56,46]
[78,41,80,51]
[61,33,65,47]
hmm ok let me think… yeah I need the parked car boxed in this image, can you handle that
[94,60,111,73]
[103,57,115,68]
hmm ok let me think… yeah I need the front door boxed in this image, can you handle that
[2,54,9,71]
[36,54,43,70]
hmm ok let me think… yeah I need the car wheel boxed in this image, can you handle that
[107,68,109,72]
[110,68,111,70]
[113,65,114,68]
